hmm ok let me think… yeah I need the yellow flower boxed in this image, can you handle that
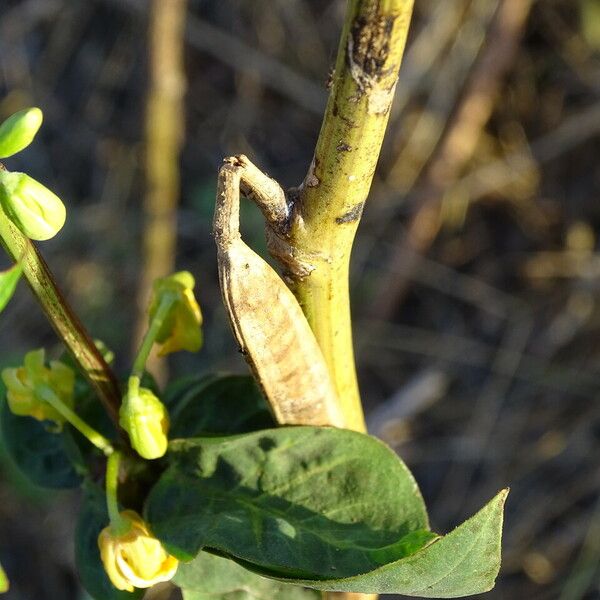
[119,386,169,460]
[149,271,202,356]
[1,348,74,425]
[98,510,178,592]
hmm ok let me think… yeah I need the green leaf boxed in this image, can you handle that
[0,561,8,593]
[75,484,143,600]
[252,489,509,598]
[145,427,432,578]
[176,551,319,600]
[0,262,22,313]
[168,374,275,438]
[0,397,81,488]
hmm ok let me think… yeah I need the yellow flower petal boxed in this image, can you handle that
[0,349,74,425]
[149,271,203,356]
[98,511,178,592]
[98,528,134,592]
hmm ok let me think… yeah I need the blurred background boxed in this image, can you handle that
[0,0,599,598]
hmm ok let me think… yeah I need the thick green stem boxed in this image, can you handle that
[282,0,414,433]
[36,384,114,456]
[0,210,122,425]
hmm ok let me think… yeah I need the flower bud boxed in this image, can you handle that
[149,271,203,356]
[0,171,66,240]
[98,510,178,592]
[0,561,8,593]
[119,387,169,460]
[1,348,75,426]
[0,107,43,158]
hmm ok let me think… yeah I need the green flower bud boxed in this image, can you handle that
[120,386,169,460]
[0,107,43,158]
[0,560,8,593]
[0,171,66,240]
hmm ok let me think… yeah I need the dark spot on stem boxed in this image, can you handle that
[335,202,365,224]
[347,8,396,98]
[337,142,352,152]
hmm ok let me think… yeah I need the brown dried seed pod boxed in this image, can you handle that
[214,159,345,428]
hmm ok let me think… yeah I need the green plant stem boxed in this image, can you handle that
[36,384,114,455]
[105,451,130,535]
[0,210,122,426]
[131,293,175,379]
[285,0,414,433]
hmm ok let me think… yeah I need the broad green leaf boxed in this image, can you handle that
[0,262,22,313]
[0,561,8,593]
[252,489,509,598]
[145,427,433,578]
[0,398,81,488]
[75,484,143,600]
[168,374,275,438]
[176,551,319,600]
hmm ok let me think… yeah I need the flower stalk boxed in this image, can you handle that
[131,293,176,380]
[35,384,114,455]
[105,451,130,535]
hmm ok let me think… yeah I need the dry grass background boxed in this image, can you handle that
[0,0,599,598]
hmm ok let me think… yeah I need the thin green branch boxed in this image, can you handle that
[36,384,114,456]
[0,210,122,426]
[131,293,175,379]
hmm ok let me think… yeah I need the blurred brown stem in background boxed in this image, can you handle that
[134,0,188,383]
[371,0,534,320]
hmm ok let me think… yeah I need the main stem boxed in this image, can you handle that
[285,4,414,598]
[286,0,414,434]
[0,211,122,426]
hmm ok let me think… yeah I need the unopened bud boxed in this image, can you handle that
[0,171,66,240]
[0,107,43,158]
[120,387,169,460]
